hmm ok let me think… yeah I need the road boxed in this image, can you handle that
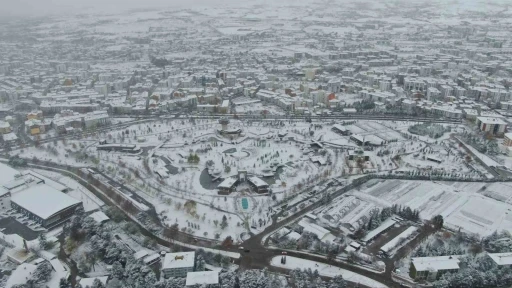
[9,150,512,288]
[113,112,462,124]
[10,158,399,287]
[3,113,461,153]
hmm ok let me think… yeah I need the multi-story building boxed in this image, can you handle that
[161,252,195,278]
[476,116,507,136]
[503,133,512,147]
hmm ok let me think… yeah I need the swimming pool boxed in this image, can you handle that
[241,198,249,210]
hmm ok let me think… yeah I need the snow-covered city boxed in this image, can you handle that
[1,0,512,287]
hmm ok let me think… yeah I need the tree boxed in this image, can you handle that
[91,278,106,288]
[220,215,228,230]
[38,233,49,250]
[328,275,347,288]
[432,215,444,230]
[31,262,52,283]
[59,278,72,288]
[111,261,125,280]
[195,255,206,271]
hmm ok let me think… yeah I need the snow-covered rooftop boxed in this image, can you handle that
[476,116,507,125]
[248,176,268,187]
[0,163,21,186]
[217,177,237,189]
[361,217,398,243]
[298,219,331,240]
[11,184,82,220]
[411,255,461,272]
[89,211,110,223]
[488,252,512,266]
[134,250,149,260]
[6,263,37,288]
[162,252,195,270]
[380,226,418,254]
[185,271,219,286]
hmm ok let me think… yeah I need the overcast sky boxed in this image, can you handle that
[0,0,297,18]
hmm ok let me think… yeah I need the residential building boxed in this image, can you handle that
[503,133,512,147]
[410,256,461,281]
[487,252,512,267]
[476,116,507,136]
[161,252,195,278]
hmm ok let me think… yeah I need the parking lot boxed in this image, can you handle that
[0,216,42,241]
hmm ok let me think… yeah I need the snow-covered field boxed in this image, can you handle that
[270,256,388,288]
[354,179,512,236]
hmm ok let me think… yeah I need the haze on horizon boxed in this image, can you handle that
[0,0,506,18]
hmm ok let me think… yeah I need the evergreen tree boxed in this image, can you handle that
[220,215,228,230]
[91,278,106,288]
[59,278,71,288]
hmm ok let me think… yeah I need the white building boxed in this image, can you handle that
[410,255,461,281]
[83,110,110,129]
[162,252,195,278]
[476,116,507,136]
[10,184,83,228]
[186,271,219,286]
[487,252,512,267]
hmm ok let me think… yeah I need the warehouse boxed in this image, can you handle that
[10,184,83,229]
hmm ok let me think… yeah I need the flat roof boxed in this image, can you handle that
[477,116,507,125]
[362,217,398,243]
[186,271,219,286]
[217,177,237,189]
[488,252,512,266]
[11,184,81,220]
[162,252,195,270]
[412,255,461,272]
[380,226,418,253]
[143,254,160,264]
[23,170,68,192]
[298,219,331,240]
[134,250,149,260]
[89,211,109,223]
[248,176,268,187]
[0,163,20,186]
[332,124,349,131]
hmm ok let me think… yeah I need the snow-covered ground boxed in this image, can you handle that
[353,179,512,236]
[270,256,388,288]
[59,176,105,212]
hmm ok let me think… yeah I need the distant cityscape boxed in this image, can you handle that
[0,1,512,288]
